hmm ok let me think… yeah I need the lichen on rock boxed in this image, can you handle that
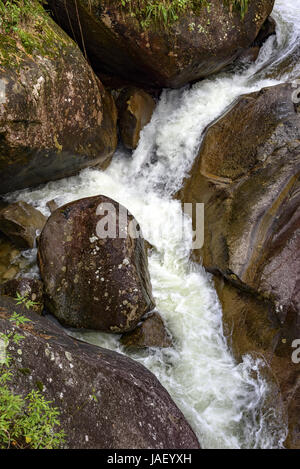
[47,0,274,88]
[0,0,118,194]
[38,195,155,332]
[0,295,200,449]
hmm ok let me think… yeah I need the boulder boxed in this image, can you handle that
[237,46,260,64]
[0,235,22,282]
[47,0,274,89]
[0,277,44,314]
[0,1,117,195]
[0,201,46,249]
[180,83,300,448]
[214,276,300,450]
[181,84,300,280]
[117,87,156,150]
[233,16,276,65]
[0,231,39,283]
[0,296,200,449]
[46,199,59,214]
[121,312,172,349]
[253,16,276,47]
[38,195,155,332]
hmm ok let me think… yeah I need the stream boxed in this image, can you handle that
[5,0,300,449]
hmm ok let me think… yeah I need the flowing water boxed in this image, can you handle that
[5,0,300,449]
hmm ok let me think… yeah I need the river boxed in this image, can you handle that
[5,0,300,449]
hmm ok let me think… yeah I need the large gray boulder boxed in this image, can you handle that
[47,0,275,88]
[0,1,117,194]
[0,202,46,249]
[0,296,200,449]
[38,195,155,332]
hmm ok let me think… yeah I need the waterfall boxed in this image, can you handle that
[6,0,300,449]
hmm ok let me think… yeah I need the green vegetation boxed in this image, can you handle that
[0,0,250,46]
[0,0,47,33]
[0,0,53,58]
[0,0,72,68]
[119,0,249,28]
[0,294,65,449]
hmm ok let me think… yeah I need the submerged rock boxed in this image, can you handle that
[0,296,200,449]
[0,1,117,194]
[0,235,22,282]
[0,278,44,314]
[180,83,300,448]
[38,195,155,332]
[46,199,59,214]
[0,231,38,283]
[47,0,274,89]
[117,87,156,150]
[121,312,172,349]
[0,201,46,249]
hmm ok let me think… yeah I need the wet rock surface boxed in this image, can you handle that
[0,235,22,283]
[46,199,59,214]
[0,296,200,449]
[180,83,300,448]
[181,83,300,297]
[121,312,172,349]
[117,87,156,150]
[234,16,276,65]
[47,0,274,89]
[0,201,46,249]
[38,195,155,332]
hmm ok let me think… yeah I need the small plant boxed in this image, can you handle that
[119,0,249,29]
[0,0,47,53]
[0,376,65,449]
[15,291,40,310]
[0,294,65,449]
[228,0,249,19]
[0,0,38,32]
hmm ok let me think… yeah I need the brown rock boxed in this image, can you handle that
[38,195,155,332]
[253,16,276,47]
[47,0,274,89]
[117,87,156,150]
[0,235,21,282]
[0,277,44,314]
[236,16,276,65]
[46,199,59,214]
[238,46,260,64]
[0,201,46,249]
[0,4,117,194]
[181,83,300,277]
[214,275,300,450]
[180,83,300,448]
[0,233,40,283]
[121,312,172,349]
[0,295,200,449]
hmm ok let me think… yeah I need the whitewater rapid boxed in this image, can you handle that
[6,0,300,448]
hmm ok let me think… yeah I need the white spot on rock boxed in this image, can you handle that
[65,351,72,362]
[0,79,7,104]
[32,76,45,100]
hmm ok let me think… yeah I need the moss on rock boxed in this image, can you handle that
[0,0,117,194]
[47,0,274,88]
